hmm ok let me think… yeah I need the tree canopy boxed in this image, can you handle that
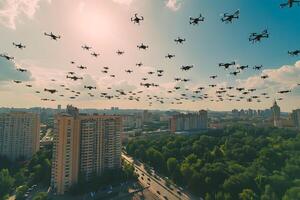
[126,125,300,199]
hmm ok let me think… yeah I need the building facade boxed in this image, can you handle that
[0,112,40,161]
[122,115,142,131]
[170,110,208,133]
[292,109,300,130]
[51,106,122,194]
[271,100,281,127]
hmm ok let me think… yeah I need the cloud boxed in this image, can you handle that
[237,61,300,91]
[165,0,183,11]
[0,0,51,29]
[0,58,32,82]
[112,0,134,5]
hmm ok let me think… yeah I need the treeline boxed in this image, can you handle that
[0,146,52,200]
[126,125,300,199]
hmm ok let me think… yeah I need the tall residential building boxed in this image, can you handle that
[292,109,300,130]
[271,100,281,127]
[0,112,40,161]
[170,110,208,133]
[51,106,122,194]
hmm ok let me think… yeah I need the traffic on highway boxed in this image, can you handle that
[122,153,195,200]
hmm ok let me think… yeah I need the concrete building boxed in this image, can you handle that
[51,106,122,194]
[122,115,142,131]
[0,112,40,161]
[292,109,300,130]
[271,100,281,127]
[169,110,208,133]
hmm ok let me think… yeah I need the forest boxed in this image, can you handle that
[0,146,52,200]
[126,125,300,200]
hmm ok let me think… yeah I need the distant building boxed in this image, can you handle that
[271,100,281,127]
[292,109,300,130]
[122,115,142,131]
[51,105,122,195]
[170,110,208,133]
[142,110,150,123]
[57,105,62,111]
[111,107,119,111]
[0,112,40,160]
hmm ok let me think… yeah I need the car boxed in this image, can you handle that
[141,177,144,180]
[157,191,161,195]
[147,182,150,185]
[177,190,182,195]
[147,178,151,181]
[163,196,168,200]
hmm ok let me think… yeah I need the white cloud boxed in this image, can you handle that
[165,0,183,11]
[237,61,300,91]
[0,0,51,29]
[112,0,134,6]
[0,58,33,82]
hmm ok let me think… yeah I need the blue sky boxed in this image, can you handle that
[0,0,299,111]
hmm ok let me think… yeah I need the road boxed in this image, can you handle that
[122,153,195,200]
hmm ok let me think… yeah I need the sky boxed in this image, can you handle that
[0,0,299,112]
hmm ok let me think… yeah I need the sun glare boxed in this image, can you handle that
[76,2,117,40]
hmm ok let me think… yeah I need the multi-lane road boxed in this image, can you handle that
[122,153,197,200]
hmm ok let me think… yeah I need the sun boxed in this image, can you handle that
[75,2,118,41]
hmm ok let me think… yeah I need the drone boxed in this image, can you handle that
[0,53,14,61]
[237,65,249,70]
[221,10,240,23]
[288,50,300,56]
[137,43,148,50]
[77,65,87,70]
[66,75,83,81]
[261,75,269,79]
[280,0,300,8]
[189,14,205,25]
[13,42,26,49]
[16,68,27,72]
[136,62,143,67]
[253,65,263,70]
[125,69,133,73]
[84,86,96,90]
[44,32,61,40]
[117,50,125,55]
[91,52,100,57]
[174,37,186,44]
[44,89,58,94]
[181,65,194,71]
[82,45,92,51]
[165,54,175,59]
[249,29,269,43]
[131,13,144,25]
[219,61,235,69]
[230,71,240,76]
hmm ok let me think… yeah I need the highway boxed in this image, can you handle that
[122,153,195,200]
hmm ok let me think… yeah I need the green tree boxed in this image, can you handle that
[32,192,48,200]
[0,169,15,198]
[15,185,29,200]
[167,157,178,175]
[260,184,278,200]
[239,189,256,200]
[283,187,300,200]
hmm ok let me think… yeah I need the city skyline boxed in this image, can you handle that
[0,0,300,112]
